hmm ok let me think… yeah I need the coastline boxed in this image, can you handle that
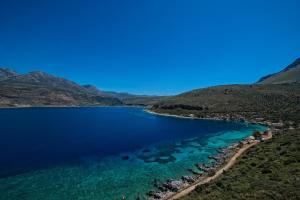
[166,141,260,200]
[146,133,272,200]
[0,105,144,109]
[144,109,269,126]
[145,109,199,119]
[0,106,272,200]
[145,108,272,200]
[145,109,226,121]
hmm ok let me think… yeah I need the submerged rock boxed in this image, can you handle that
[153,179,162,188]
[188,168,202,175]
[147,190,164,199]
[142,148,151,153]
[195,163,210,172]
[121,155,130,160]
[181,175,196,183]
[163,179,183,192]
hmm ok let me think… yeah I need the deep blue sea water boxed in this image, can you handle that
[0,107,265,199]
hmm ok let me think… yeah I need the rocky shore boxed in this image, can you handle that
[145,140,240,200]
[135,109,279,200]
[145,109,285,129]
[144,129,274,200]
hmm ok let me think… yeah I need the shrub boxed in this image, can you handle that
[208,171,216,177]
[261,168,272,174]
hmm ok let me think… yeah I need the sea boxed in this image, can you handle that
[0,107,266,200]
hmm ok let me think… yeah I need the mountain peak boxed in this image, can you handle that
[0,68,18,80]
[283,57,300,71]
[27,71,55,78]
[257,57,300,84]
[82,84,103,95]
[0,67,123,107]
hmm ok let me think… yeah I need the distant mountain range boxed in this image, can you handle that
[0,68,122,107]
[0,68,164,107]
[1,57,299,110]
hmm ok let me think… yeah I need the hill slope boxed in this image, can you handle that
[180,129,300,200]
[151,58,300,124]
[149,58,300,200]
[152,84,300,123]
[82,85,166,105]
[257,57,300,84]
[0,68,122,107]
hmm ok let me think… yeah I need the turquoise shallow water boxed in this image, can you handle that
[0,107,266,200]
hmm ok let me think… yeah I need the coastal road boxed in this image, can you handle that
[166,140,260,200]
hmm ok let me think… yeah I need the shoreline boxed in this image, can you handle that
[145,109,239,121]
[145,109,272,200]
[1,106,273,200]
[146,133,272,200]
[145,109,201,120]
[168,130,272,200]
[144,109,270,127]
[166,140,260,200]
[0,105,144,109]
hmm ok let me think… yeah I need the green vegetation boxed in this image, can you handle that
[151,58,300,125]
[207,171,216,177]
[151,83,300,125]
[150,58,300,199]
[123,96,167,106]
[181,129,300,200]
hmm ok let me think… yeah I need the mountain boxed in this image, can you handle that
[100,91,137,100]
[0,68,18,80]
[82,85,166,105]
[82,84,105,96]
[257,57,300,84]
[0,68,122,107]
[151,58,300,124]
[122,95,168,106]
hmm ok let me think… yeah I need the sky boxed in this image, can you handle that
[0,0,300,95]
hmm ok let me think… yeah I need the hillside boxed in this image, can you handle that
[180,128,300,200]
[150,58,300,200]
[151,84,300,124]
[82,85,166,105]
[0,68,122,107]
[257,57,300,84]
[151,58,300,124]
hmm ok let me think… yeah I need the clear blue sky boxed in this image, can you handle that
[0,0,300,95]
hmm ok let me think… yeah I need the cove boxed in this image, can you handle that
[0,107,265,199]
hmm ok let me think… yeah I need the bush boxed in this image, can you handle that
[208,171,216,177]
[261,168,272,174]
[180,129,300,200]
